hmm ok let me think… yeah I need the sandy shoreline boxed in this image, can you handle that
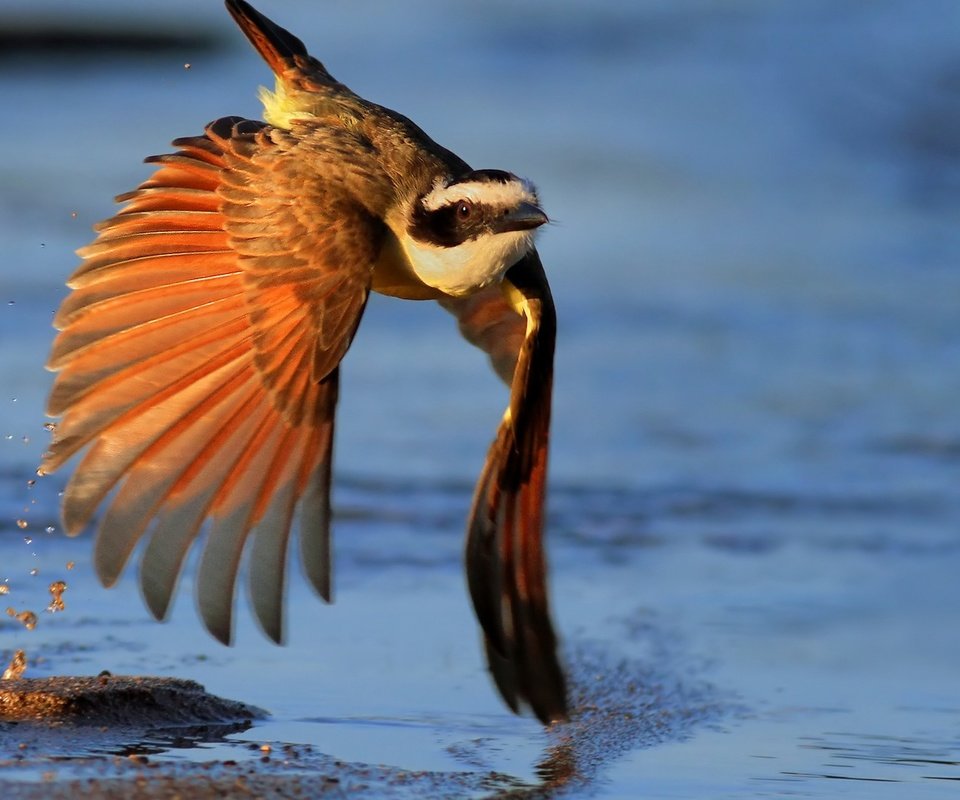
[0,650,726,798]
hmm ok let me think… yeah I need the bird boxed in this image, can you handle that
[41,0,567,724]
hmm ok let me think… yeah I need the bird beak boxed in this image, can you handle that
[495,202,549,234]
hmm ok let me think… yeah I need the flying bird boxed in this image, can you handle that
[42,0,566,724]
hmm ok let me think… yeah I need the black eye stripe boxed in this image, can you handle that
[410,200,489,248]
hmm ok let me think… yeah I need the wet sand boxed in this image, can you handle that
[0,675,264,723]
[0,648,726,799]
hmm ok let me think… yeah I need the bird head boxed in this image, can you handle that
[404,170,549,297]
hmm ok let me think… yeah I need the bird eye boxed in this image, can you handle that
[456,201,473,220]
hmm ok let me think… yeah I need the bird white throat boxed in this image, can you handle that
[402,174,547,296]
[401,224,539,296]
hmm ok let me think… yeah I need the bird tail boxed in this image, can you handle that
[225,0,309,77]
[225,0,346,128]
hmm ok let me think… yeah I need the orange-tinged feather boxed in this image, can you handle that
[53,275,242,342]
[59,346,251,536]
[115,187,222,214]
[56,266,239,327]
[295,375,336,597]
[93,211,224,237]
[48,310,248,421]
[196,413,288,643]
[94,366,259,586]
[49,288,244,370]
[247,424,304,640]
[138,389,272,620]
[79,230,228,261]
[46,338,250,475]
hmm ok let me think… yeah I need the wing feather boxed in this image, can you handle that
[59,341,251,536]
[44,115,388,645]
[297,373,338,601]
[194,405,287,644]
[247,423,305,642]
[463,250,568,724]
[45,320,248,470]
[94,365,259,586]
[55,255,237,323]
[138,386,269,621]
[438,286,526,385]
[48,306,246,415]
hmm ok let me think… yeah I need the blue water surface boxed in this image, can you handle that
[2,1,959,797]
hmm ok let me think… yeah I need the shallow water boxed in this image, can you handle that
[2,0,960,797]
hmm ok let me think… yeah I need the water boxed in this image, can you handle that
[2,0,959,796]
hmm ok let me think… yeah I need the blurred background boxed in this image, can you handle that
[2,1,959,796]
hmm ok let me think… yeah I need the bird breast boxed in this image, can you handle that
[394,228,537,298]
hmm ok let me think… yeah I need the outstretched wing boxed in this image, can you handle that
[445,251,568,724]
[437,287,526,386]
[43,115,387,645]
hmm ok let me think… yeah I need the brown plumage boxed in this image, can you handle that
[42,0,567,724]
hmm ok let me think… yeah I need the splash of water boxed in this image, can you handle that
[47,580,67,613]
[6,607,38,631]
[2,649,26,680]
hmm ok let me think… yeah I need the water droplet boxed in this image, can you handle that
[16,519,27,530]
[29,569,38,577]
[26,479,35,487]
[45,526,55,534]
[0,585,9,596]
[47,580,67,613]
[7,609,36,630]
[2,649,27,680]
[23,537,31,545]
[43,422,56,432]
[17,611,37,631]
[65,561,75,571]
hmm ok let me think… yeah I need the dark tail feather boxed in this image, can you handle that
[225,0,308,76]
